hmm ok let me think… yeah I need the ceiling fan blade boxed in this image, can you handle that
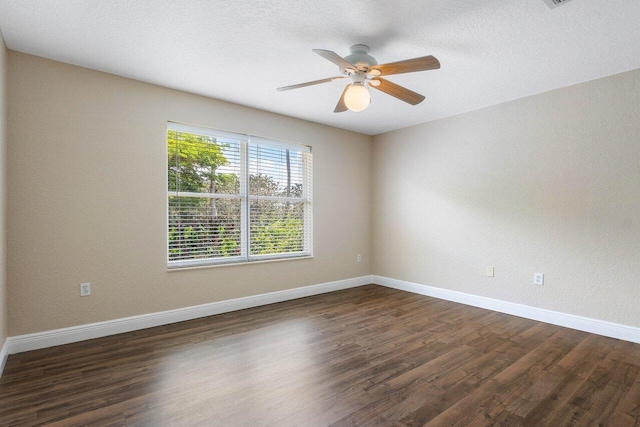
[334,85,350,113]
[313,49,357,71]
[370,55,440,76]
[370,78,425,105]
[277,76,345,91]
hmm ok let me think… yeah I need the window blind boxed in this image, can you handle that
[248,143,312,259]
[167,124,312,268]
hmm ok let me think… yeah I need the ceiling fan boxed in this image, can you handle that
[277,44,440,113]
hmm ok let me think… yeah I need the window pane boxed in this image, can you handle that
[249,145,304,197]
[168,130,241,195]
[169,196,241,261]
[250,200,305,255]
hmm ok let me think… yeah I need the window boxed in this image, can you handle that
[167,123,312,268]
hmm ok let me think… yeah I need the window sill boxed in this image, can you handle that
[166,255,314,272]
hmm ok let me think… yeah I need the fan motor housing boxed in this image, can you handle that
[344,44,378,72]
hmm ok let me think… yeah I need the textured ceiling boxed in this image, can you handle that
[1,0,639,135]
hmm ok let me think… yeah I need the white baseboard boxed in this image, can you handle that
[6,275,373,355]
[0,338,8,377]
[373,275,640,344]
[6,273,637,366]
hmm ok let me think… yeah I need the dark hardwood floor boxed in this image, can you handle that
[1,285,639,426]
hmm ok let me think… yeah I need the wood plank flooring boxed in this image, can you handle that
[0,285,639,426]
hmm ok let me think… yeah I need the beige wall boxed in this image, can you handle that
[7,48,639,337]
[0,32,7,345]
[373,68,640,328]
[7,52,372,336]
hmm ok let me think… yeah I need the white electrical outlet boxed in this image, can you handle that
[80,282,91,296]
[356,254,362,262]
[487,266,494,277]
[533,273,544,286]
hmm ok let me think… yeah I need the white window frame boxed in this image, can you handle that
[167,122,312,269]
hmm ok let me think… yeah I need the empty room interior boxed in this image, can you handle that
[0,1,639,426]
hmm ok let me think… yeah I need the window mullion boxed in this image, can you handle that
[240,140,249,261]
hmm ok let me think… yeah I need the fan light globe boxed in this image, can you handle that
[344,83,370,112]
